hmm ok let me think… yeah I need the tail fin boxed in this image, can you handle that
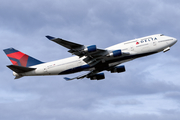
[3,48,44,67]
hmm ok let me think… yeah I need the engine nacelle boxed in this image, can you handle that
[90,73,105,80]
[84,45,97,53]
[110,65,126,73]
[107,50,122,57]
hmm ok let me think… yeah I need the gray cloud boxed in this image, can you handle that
[1,0,180,120]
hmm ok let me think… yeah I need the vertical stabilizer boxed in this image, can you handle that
[3,48,44,67]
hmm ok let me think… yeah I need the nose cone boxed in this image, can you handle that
[172,38,177,45]
[169,37,177,46]
[174,38,178,44]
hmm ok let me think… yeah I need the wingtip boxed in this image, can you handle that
[46,35,56,40]
[64,77,72,81]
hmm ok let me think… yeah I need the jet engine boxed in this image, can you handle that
[90,73,105,80]
[110,65,126,73]
[84,45,97,53]
[107,50,122,57]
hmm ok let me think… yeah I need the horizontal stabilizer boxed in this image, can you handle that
[7,65,36,73]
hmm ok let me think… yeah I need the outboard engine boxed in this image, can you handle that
[90,73,105,80]
[110,65,126,73]
[84,45,97,53]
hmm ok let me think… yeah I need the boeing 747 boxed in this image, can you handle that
[4,34,177,80]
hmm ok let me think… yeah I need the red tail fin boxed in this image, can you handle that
[3,48,43,67]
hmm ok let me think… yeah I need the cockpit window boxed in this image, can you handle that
[160,34,164,36]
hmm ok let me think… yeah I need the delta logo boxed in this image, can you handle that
[136,37,157,45]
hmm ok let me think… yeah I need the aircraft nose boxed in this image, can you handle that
[172,38,178,45]
[174,38,177,43]
[168,37,177,47]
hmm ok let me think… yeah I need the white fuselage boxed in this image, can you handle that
[14,34,177,77]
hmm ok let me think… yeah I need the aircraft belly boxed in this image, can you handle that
[141,47,150,53]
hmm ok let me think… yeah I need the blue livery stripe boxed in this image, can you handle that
[59,64,90,75]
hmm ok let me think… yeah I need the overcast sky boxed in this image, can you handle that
[1,0,180,120]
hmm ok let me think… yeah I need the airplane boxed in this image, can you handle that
[3,34,177,80]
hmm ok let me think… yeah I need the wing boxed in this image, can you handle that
[46,36,108,63]
[46,36,83,50]
[64,70,99,81]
